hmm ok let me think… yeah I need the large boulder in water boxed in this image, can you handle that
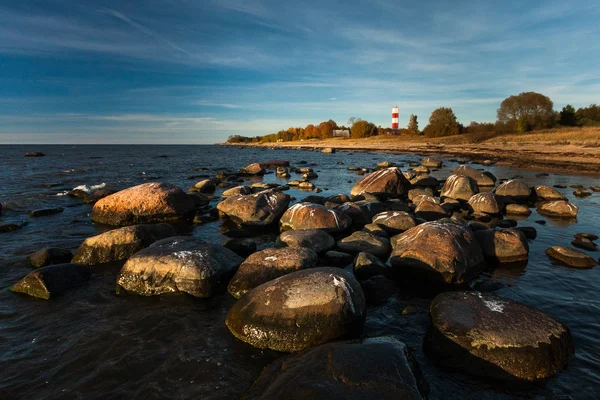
[467,192,502,215]
[495,179,531,201]
[29,247,73,268]
[278,229,335,253]
[421,157,442,168]
[425,291,574,381]
[337,231,391,259]
[243,337,429,400]
[241,163,265,175]
[390,221,484,284]
[474,228,529,263]
[116,236,243,297]
[228,247,318,298]
[545,246,597,268]
[452,165,495,186]
[350,167,410,198]
[226,267,366,352]
[217,190,290,227]
[533,185,566,201]
[11,263,91,299]
[537,200,579,218]
[440,175,479,201]
[280,203,351,233]
[91,182,196,226]
[72,223,176,265]
[371,211,416,235]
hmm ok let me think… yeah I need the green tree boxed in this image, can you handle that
[559,105,577,126]
[497,92,554,131]
[407,114,419,135]
[575,104,600,126]
[350,119,378,138]
[516,115,530,133]
[423,107,460,137]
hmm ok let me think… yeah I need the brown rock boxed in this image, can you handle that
[350,167,410,198]
[537,200,579,218]
[474,228,529,263]
[278,229,335,253]
[441,175,479,201]
[280,202,351,233]
[545,246,597,268]
[217,189,290,227]
[452,165,495,186]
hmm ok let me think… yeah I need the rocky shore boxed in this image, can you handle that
[7,153,600,398]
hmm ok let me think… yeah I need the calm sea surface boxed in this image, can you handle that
[0,144,599,399]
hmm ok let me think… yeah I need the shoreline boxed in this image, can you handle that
[223,138,600,176]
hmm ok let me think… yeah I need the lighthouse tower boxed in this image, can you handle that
[392,105,399,129]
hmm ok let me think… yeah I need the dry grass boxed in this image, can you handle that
[484,127,600,145]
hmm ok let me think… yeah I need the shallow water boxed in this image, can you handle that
[0,144,599,399]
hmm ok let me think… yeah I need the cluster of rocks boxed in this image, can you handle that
[10,155,595,397]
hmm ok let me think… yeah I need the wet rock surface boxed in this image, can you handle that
[29,247,73,268]
[280,202,351,233]
[243,337,428,400]
[350,167,411,198]
[11,264,91,299]
[545,246,597,268]
[537,200,579,218]
[441,175,479,201]
[226,267,366,352]
[425,291,574,381]
[277,229,335,253]
[217,190,290,227]
[337,231,391,258]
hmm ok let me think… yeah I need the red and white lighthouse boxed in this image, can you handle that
[392,105,399,129]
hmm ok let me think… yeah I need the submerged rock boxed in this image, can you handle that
[280,203,351,233]
[425,291,574,381]
[27,207,64,217]
[474,228,529,263]
[217,190,290,227]
[226,267,366,352]
[571,238,597,251]
[11,263,91,299]
[92,182,196,226]
[278,229,335,253]
[29,247,73,268]
[390,221,484,285]
[116,236,243,297]
[440,175,479,201]
[24,152,46,157]
[537,200,579,218]
[545,246,597,268]
[243,337,428,400]
[72,223,176,265]
[228,247,318,298]
[350,167,410,198]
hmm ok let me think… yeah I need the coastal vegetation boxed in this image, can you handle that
[227,92,600,144]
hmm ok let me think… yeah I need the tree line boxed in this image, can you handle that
[227,92,600,143]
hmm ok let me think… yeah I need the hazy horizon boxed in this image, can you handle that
[1,0,599,144]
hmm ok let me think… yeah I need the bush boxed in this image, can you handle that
[424,107,460,137]
[350,119,378,138]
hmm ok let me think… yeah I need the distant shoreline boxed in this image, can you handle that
[222,127,600,176]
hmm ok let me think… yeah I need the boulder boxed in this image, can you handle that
[474,228,529,263]
[533,185,566,201]
[83,188,117,204]
[452,165,495,186]
[11,263,91,299]
[72,223,176,265]
[350,167,410,198]
[353,251,391,280]
[241,163,265,175]
[467,192,502,215]
[192,179,216,193]
[224,238,258,257]
[506,204,531,216]
[372,211,416,234]
[226,268,366,352]
[409,175,438,188]
[259,160,290,168]
[537,200,579,218]
[27,207,64,217]
[278,229,335,253]
[412,166,430,174]
[217,190,290,227]
[362,223,388,238]
[322,250,354,267]
[360,275,398,305]
[390,221,484,285]
[243,337,428,400]
[116,236,243,297]
[29,247,73,268]
[415,200,447,221]
[337,231,391,259]
[421,157,442,168]
[228,247,319,298]
[280,203,351,233]
[440,175,479,201]
[572,238,597,251]
[376,161,395,169]
[92,182,196,226]
[574,233,599,241]
[408,188,434,202]
[337,202,370,225]
[222,185,252,198]
[425,291,574,381]
[321,147,335,153]
[495,179,531,201]
[0,223,22,233]
[545,246,597,268]
[412,194,440,206]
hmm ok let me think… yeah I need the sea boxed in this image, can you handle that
[0,144,599,399]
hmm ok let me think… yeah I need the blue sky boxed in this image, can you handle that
[0,0,599,144]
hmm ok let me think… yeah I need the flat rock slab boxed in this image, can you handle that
[228,247,318,299]
[11,263,91,299]
[243,337,428,400]
[226,267,365,352]
[425,291,573,381]
[116,236,243,297]
[546,246,597,268]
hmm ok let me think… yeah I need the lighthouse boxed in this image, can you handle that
[392,105,399,129]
